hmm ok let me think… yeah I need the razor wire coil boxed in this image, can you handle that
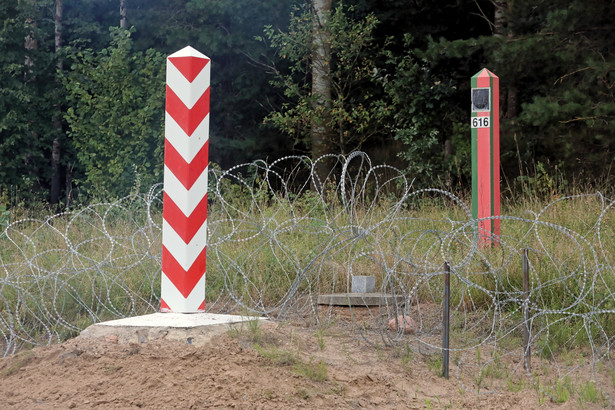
[1,152,614,402]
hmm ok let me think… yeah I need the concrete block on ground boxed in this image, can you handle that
[351,275,376,293]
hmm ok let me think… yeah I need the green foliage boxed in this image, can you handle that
[2,0,614,204]
[263,4,392,154]
[509,0,615,181]
[61,28,165,199]
[264,3,473,186]
[380,36,469,187]
[0,205,9,230]
[0,0,59,203]
[536,317,586,360]
[126,0,294,167]
[427,0,615,187]
[61,0,118,51]
[515,161,569,200]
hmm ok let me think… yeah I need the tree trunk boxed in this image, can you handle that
[310,0,332,189]
[24,21,37,72]
[444,138,453,188]
[494,1,519,119]
[51,0,63,205]
[55,0,63,70]
[50,139,61,204]
[120,0,128,29]
[493,1,507,37]
[506,87,519,119]
[24,7,41,189]
[65,164,73,208]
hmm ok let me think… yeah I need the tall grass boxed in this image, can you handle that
[1,174,614,360]
[2,155,614,403]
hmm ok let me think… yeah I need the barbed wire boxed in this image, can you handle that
[1,152,614,402]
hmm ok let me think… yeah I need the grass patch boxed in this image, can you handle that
[506,377,525,393]
[1,350,35,377]
[253,342,328,382]
[550,377,573,403]
[227,317,272,345]
[578,380,602,405]
[426,355,443,377]
[295,387,311,400]
[294,357,328,382]
[394,344,415,372]
[315,329,326,351]
[253,344,298,367]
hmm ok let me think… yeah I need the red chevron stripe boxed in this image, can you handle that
[169,56,210,83]
[166,85,210,136]
[164,138,209,190]
[160,297,204,312]
[163,191,208,244]
[162,245,207,299]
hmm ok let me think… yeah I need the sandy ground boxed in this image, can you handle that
[0,316,606,409]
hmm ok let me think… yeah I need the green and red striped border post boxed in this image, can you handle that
[471,68,500,247]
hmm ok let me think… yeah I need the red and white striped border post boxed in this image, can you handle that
[161,46,210,312]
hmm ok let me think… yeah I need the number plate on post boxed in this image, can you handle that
[471,117,490,128]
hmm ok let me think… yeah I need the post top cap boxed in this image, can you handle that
[472,68,498,79]
[168,46,209,60]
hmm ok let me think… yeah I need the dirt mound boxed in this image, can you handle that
[0,321,584,409]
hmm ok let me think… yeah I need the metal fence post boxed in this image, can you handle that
[442,262,450,379]
[522,248,531,371]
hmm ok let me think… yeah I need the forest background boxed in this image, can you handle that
[0,0,613,207]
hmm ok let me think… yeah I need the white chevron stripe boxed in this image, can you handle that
[166,59,210,109]
[169,45,208,59]
[161,272,206,312]
[162,219,208,271]
[163,165,208,216]
[165,112,209,163]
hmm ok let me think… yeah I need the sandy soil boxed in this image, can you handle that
[0,317,604,409]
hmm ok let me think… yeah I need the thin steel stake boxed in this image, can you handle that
[522,249,531,372]
[442,262,450,379]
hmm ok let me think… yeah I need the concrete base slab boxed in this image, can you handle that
[79,313,272,347]
[317,293,404,307]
